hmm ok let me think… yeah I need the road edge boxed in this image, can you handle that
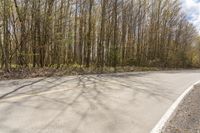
[150,79,200,133]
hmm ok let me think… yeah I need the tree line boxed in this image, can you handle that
[0,0,199,72]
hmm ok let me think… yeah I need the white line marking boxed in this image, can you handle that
[150,80,200,133]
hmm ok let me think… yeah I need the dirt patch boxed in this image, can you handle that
[162,85,200,133]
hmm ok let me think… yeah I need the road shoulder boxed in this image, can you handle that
[162,84,200,133]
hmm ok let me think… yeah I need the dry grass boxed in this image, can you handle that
[0,66,161,80]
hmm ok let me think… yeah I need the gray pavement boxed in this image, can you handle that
[0,70,200,133]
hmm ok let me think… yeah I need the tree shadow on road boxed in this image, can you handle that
[0,72,179,133]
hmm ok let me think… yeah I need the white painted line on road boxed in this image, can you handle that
[150,79,200,133]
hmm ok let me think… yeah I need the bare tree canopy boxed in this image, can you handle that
[0,0,199,72]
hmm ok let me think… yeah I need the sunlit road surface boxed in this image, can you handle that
[0,70,200,133]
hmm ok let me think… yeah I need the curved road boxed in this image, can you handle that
[0,70,200,133]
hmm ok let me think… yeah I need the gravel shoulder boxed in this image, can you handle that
[162,84,200,133]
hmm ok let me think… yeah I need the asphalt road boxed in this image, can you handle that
[0,70,200,133]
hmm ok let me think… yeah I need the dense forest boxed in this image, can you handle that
[0,0,200,72]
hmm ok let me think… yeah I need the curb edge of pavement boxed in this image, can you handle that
[150,79,200,133]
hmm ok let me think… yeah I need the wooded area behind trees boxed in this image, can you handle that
[0,0,200,72]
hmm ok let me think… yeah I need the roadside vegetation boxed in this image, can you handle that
[0,0,200,79]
